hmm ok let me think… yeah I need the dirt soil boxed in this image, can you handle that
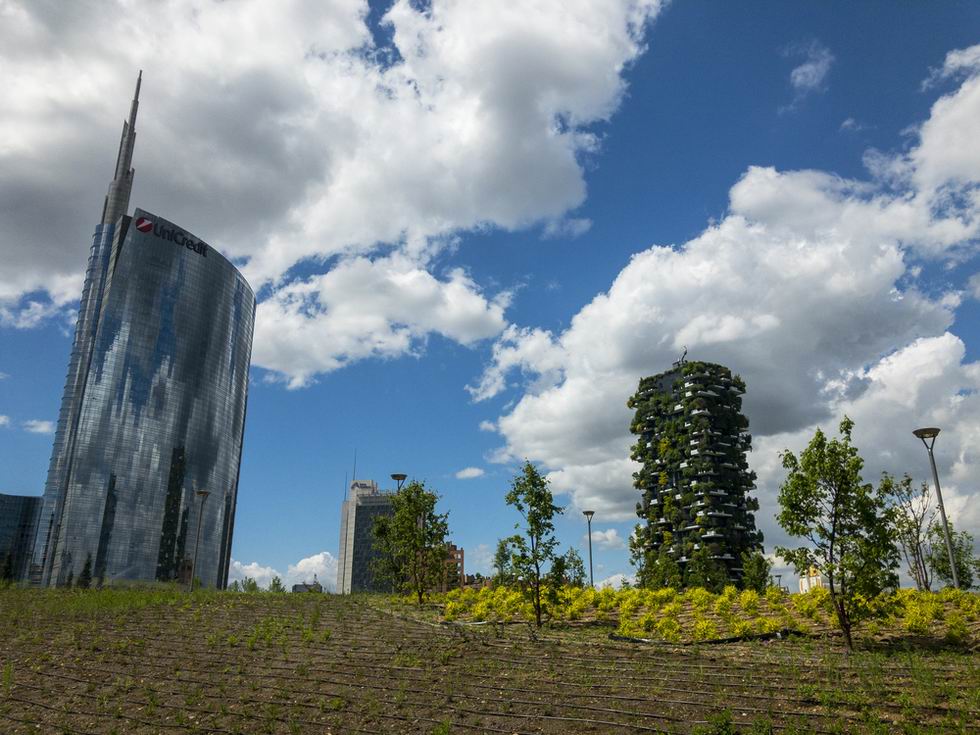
[1,591,978,734]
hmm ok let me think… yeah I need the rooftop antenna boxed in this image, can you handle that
[102,70,142,226]
[351,448,357,485]
[673,345,688,369]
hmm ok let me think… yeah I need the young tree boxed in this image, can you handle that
[77,554,93,589]
[372,480,450,605]
[563,548,587,587]
[493,537,515,585]
[505,461,564,626]
[268,576,286,593]
[684,546,727,593]
[884,473,933,591]
[631,527,682,589]
[740,551,771,593]
[925,521,980,590]
[776,417,899,650]
[545,548,587,588]
[241,576,260,593]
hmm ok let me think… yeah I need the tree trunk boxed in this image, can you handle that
[835,597,853,651]
[827,573,853,652]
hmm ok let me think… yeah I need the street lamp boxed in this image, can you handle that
[189,489,210,592]
[913,427,959,589]
[583,510,595,588]
[391,473,407,491]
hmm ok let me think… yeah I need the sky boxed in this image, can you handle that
[2,0,980,591]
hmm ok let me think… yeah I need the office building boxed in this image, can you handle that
[32,73,255,588]
[336,480,395,593]
[628,358,763,583]
[0,494,42,582]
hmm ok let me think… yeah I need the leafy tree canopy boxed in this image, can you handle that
[925,520,980,590]
[775,417,899,650]
[372,480,450,604]
[505,461,564,626]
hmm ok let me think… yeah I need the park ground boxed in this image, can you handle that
[0,586,978,734]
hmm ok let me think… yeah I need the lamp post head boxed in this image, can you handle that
[195,489,210,499]
[391,473,407,490]
[913,427,940,440]
[582,510,595,522]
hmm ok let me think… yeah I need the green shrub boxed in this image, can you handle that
[692,617,718,641]
[903,594,943,635]
[655,616,682,643]
[687,587,715,610]
[738,589,760,614]
[945,611,970,644]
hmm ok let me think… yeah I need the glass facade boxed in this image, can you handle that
[36,208,254,588]
[0,494,42,581]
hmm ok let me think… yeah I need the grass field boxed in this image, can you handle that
[1,586,978,734]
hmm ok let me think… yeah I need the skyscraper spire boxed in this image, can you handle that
[101,71,142,225]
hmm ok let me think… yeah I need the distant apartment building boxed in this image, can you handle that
[0,494,42,582]
[336,480,395,593]
[798,567,826,593]
[434,543,465,593]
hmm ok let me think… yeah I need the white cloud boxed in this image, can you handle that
[839,117,867,133]
[476,45,980,557]
[467,543,493,575]
[252,254,509,387]
[0,372,8,380]
[785,40,835,99]
[23,419,54,434]
[0,0,666,385]
[228,560,280,590]
[588,528,626,549]
[543,217,593,240]
[970,272,980,300]
[0,415,10,428]
[455,466,485,480]
[596,572,635,589]
[284,551,338,592]
[478,420,497,433]
[228,551,338,592]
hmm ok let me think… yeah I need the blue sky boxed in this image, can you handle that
[2,1,979,588]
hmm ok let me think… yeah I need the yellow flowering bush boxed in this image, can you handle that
[692,616,718,641]
[738,588,760,614]
[686,587,714,610]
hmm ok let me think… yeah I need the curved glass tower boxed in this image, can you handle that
[34,75,255,588]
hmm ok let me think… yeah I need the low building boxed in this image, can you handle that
[0,494,42,582]
[798,566,825,593]
[292,575,323,593]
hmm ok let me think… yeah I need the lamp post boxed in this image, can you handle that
[189,489,210,592]
[391,473,407,491]
[913,427,959,589]
[583,510,595,588]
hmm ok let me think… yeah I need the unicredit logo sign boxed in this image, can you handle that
[137,217,208,258]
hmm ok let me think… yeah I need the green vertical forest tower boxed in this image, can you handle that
[629,359,763,586]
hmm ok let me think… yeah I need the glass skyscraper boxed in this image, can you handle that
[32,74,255,588]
